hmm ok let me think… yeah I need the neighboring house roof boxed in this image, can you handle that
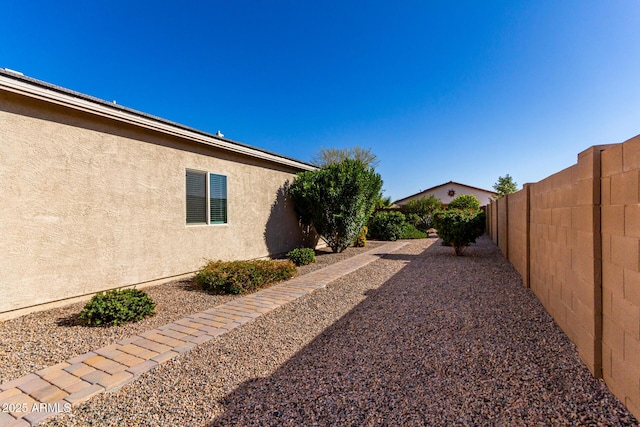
[0,68,315,171]
[394,181,497,206]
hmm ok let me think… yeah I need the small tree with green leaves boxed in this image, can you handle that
[433,208,485,255]
[289,159,382,253]
[493,174,518,199]
[433,194,485,256]
[400,195,442,231]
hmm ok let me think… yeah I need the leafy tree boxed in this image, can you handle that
[433,208,485,256]
[400,195,442,231]
[312,146,379,168]
[289,159,382,253]
[447,194,480,210]
[433,194,485,255]
[493,174,518,198]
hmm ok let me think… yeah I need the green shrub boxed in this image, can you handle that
[353,226,367,247]
[447,194,481,210]
[79,289,156,326]
[286,248,316,266]
[400,195,442,231]
[400,223,428,239]
[289,159,383,253]
[433,208,485,255]
[195,260,296,294]
[368,211,406,241]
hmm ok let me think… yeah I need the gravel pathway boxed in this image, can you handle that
[40,237,637,426]
[0,242,383,384]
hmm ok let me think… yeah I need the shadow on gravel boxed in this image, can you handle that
[207,237,638,426]
[55,313,85,327]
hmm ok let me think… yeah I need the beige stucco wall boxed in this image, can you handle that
[398,183,495,207]
[1,90,310,317]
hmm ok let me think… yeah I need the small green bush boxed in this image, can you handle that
[353,226,367,247]
[286,248,316,266]
[433,208,485,255]
[400,223,428,239]
[79,289,156,326]
[368,211,406,241]
[195,260,296,294]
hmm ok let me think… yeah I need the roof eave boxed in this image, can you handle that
[0,70,315,172]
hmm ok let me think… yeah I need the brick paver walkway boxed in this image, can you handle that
[0,241,407,427]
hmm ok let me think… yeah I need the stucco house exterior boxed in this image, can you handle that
[0,69,316,320]
[394,181,497,207]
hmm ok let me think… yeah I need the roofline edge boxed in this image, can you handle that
[0,71,315,172]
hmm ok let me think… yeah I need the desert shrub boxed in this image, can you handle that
[368,211,406,241]
[447,194,481,210]
[433,208,485,255]
[289,159,382,253]
[353,226,368,247]
[195,260,296,294]
[79,289,156,326]
[400,195,442,231]
[400,223,428,239]
[405,213,421,228]
[286,248,316,266]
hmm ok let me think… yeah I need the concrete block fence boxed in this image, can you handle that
[487,134,640,418]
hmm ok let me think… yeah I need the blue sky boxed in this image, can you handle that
[2,1,640,201]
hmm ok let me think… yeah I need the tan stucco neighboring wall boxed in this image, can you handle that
[1,90,309,317]
[397,182,495,207]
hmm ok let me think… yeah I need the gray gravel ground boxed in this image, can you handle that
[41,237,638,426]
[0,242,383,384]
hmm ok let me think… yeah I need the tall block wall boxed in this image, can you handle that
[489,137,640,419]
[507,185,529,287]
[497,196,508,256]
[489,201,498,244]
[601,138,640,416]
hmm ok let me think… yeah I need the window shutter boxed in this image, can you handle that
[210,173,227,224]
[186,171,207,223]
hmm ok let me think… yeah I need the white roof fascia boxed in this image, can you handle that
[0,74,315,171]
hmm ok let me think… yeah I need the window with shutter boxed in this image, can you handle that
[186,169,228,225]
[209,173,227,224]
[186,170,207,224]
